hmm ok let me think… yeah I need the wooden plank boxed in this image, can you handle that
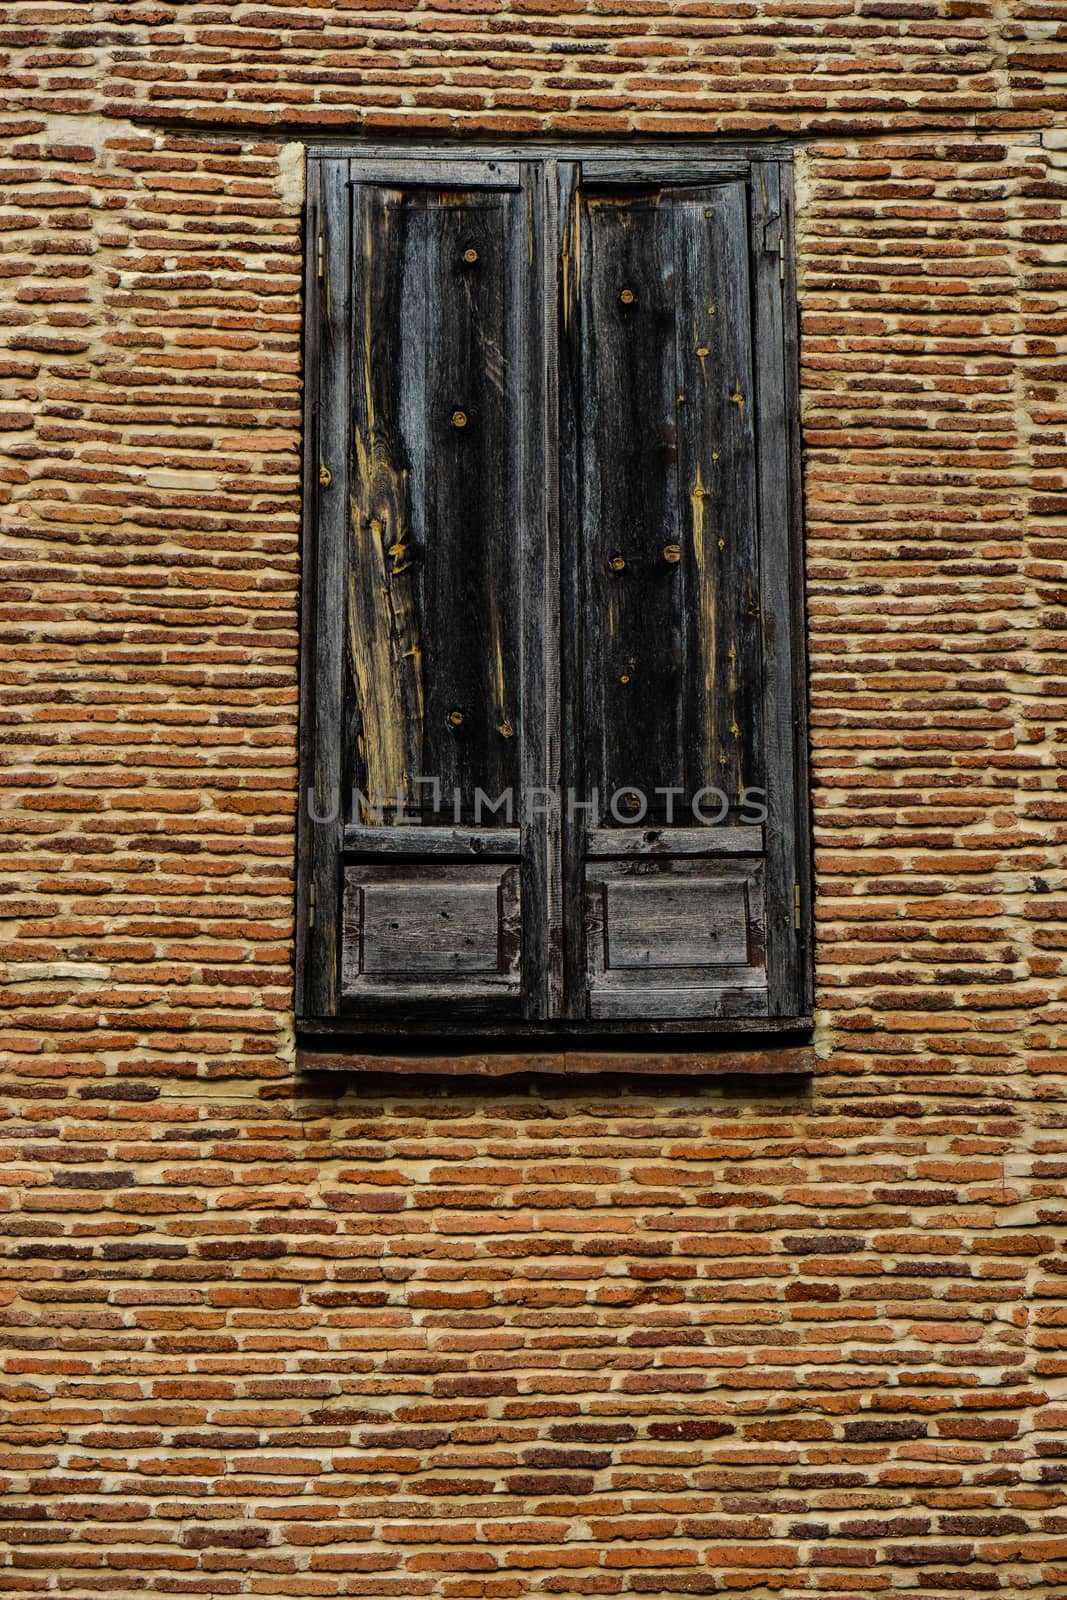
[347,180,425,817]
[581,162,748,185]
[297,1044,817,1075]
[343,824,520,857]
[343,863,520,981]
[294,156,320,1019]
[577,188,685,817]
[586,825,761,857]
[342,863,521,997]
[587,964,767,990]
[557,159,586,1023]
[750,160,805,1020]
[520,159,560,1020]
[309,142,796,167]
[673,182,763,814]
[296,1013,813,1038]
[421,188,522,816]
[304,157,351,1017]
[362,884,503,974]
[336,992,525,1019]
[780,159,815,1017]
[584,856,767,999]
[346,181,524,825]
[587,987,770,1020]
[605,877,751,968]
[350,158,521,188]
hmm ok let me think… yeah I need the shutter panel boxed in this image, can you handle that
[298,150,809,1038]
[563,173,802,1023]
[298,160,549,1028]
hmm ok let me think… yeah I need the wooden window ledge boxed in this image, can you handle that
[296,1042,816,1077]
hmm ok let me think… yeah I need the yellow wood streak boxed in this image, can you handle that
[563,187,583,332]
[362,206,377,432]
[348,197,426,814]
[729,636,741,792]
[349,427,425,814]
[561,202,573,330]
[491,622,509,744]
[690,460,717,783]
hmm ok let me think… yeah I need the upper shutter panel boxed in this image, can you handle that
[299,162,543,1027]
[567,178,776,1022]
[348,178,525,826]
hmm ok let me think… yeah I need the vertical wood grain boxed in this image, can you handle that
[347,182,424,818]
[750,159,806,1018]
[557,160,586,1021]
[347,182,523,822]
[294,156,320,1019]
[673,181,763,812]
[423,191,521,815]
[521,161,560,1019]
[304,158,350,1017]
[577,190,684,817]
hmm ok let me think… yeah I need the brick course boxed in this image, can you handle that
[1,3,1066,1596]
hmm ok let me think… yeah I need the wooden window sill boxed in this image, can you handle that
[296,1039,816,1076]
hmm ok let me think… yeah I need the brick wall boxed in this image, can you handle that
[2,5,1067,1596]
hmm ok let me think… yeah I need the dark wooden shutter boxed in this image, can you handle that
[297,158,554,1027]
[297,150,809,1039]
[559,163,808,1025]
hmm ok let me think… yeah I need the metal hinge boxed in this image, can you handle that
[779,237,786,283]
[308,881,316,930]
[317,233,324,279]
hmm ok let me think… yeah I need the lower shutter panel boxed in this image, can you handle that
[583,839,767,1021]
[342,857,522,1015]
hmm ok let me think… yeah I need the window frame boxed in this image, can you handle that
[295,143,812,1044]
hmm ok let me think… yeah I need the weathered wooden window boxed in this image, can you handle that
[296,147,810,1042]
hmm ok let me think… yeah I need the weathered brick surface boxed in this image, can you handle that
[1,6,1067,1597]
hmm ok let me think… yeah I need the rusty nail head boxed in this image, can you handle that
[620,288,635,305]
[451,410,467,428]
[609,553,626,572]
[663,543,681,564]
[463,248,478,263]
[448,709,464,726]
